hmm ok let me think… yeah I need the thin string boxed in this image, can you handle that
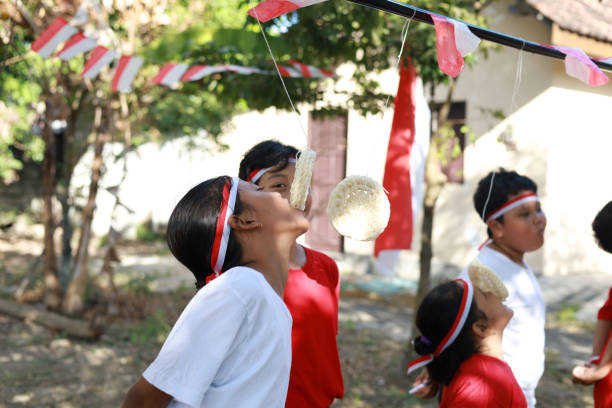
[382,8,416,114]
[481,172,496,221]
[509,40,525,114]
[251,4,308,138]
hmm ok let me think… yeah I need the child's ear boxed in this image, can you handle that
[228,214,262,231]
[471,319,488,339]
[487,219,504,239]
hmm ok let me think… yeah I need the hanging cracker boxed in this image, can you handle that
[290,148,316,210]
[327,175,390,241]
[467,258,509,301]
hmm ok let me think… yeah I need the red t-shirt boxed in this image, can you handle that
[598,287,612,321]
[440,354,527,408]
[594,287,612,408]
[283,247,344,408]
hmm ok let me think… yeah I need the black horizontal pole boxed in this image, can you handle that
[345,0,612,72]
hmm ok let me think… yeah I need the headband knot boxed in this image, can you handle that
[407,279,473,375]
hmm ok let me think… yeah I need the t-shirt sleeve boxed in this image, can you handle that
[598,287,612,321]
[143,285,248,407]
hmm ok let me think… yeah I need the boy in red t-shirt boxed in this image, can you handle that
[239,140,344,407]
[573,200,612,408]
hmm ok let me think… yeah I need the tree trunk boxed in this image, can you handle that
[0,297,102,339]
[62,106,105,315]
[41,98,62,310]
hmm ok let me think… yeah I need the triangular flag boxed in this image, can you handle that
[31,17,78,58]
[57,32,97,60]
[248,0,327,23]
[431,15,480,77]
[80,46,116,78]
[287,60,335,78]
[374,59,430,276]
[152,63,189,87]
[553,46,609,87]
[111,55,144,93]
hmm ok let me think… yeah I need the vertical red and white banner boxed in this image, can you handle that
[56,32,97,60]
[80,46,116,78]
[431,15,480,78]
[111,55,144,93]
[374,59,430,277]
[553,46,609,86]
[248,0,327,22]
[31,17,78,58]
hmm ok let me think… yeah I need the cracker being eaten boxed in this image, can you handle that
[327,175,390,241]
[290,148,316,210]
[468,258,509,301]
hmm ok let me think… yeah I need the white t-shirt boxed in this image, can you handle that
[143,266,293,408]
[460,245,545,408]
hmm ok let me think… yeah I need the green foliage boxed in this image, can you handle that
[557,304,580,322]
[136,219,161,243]
[129,310,171,345]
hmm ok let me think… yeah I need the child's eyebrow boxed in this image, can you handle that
[267,173,288,180]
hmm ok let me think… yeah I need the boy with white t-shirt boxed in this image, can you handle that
[459,168,546,408]
[122,176,309,407]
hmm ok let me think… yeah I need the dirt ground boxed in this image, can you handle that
[0,236,597,407]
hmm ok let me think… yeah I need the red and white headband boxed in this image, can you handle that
[207,176,240,284]
[246,156,297,184]
[407,279,474,375]
[486,192,539,222]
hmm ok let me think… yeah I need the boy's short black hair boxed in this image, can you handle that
[473,168,538,238]
[593,201,612,253]
[238,140,299,184]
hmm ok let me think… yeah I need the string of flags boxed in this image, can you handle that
[248,0,611,87]
[30,16,336,93]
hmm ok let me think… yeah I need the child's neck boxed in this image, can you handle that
[479,333,504,360]
[243,235,294,297]
[488,241,525,265]
[289,242,306,270]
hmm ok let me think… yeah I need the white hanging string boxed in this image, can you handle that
[382,9,416,115]
[250,4,308,138]
[481,171,496,221]
[509,41,525,115]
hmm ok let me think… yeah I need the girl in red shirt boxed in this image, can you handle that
[572,200,612,408]
[408,279,526,407]
[239,140,344,407]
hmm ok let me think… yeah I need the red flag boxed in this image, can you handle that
[374,59,429,275]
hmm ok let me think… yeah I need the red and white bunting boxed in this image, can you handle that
[81,46,116,78]
[180,65,228,82]
[277,65,302,77]
[111,55,144,93]
[31,17,78,58]
[431,14,480,78]
[248,0,327,22]
[553,46,609,87]
[287,60,335,78]
[225,64,266,75]
[152,63,189,86]
[57,32,97,60]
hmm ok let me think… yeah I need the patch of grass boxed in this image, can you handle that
[557,304,581,322]
[129,310,171,345]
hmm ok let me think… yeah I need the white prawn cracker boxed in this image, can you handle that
[290,148,316,210]
[467,258,509,301]
[327,175,390,241]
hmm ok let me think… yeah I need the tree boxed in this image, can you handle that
[1,0,250,316]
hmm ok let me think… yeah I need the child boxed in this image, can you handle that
[572,200,612,408]
[462,168,546,407]
[408,279,526,407]
[239,140,344,408]
[122,176,309,407]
